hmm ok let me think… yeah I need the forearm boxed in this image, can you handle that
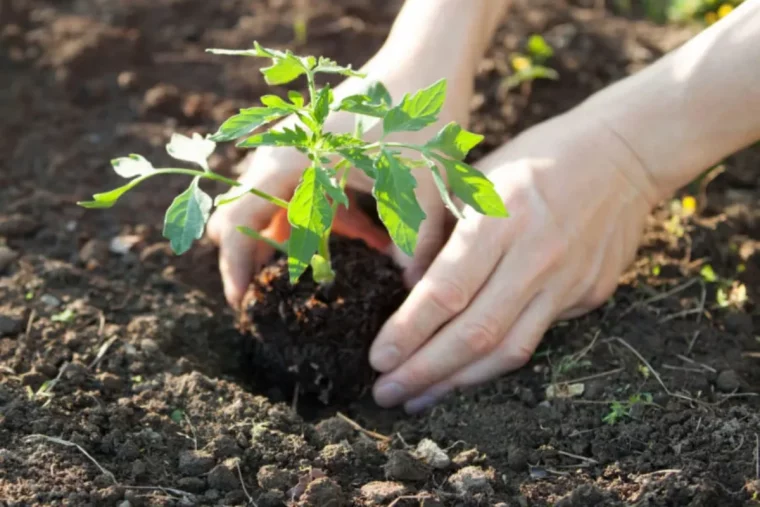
[383,0,511,75]
[578,0,760,200]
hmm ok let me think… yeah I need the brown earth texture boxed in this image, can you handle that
[2,0,760,505]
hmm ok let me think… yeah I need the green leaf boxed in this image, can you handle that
[503,65,559,91]
[337,148,376,179]
[383,79,447,136]
[170,409,184,424]
[319,133,364,152]
[314,166,348,207]
[527,34,554,62]
[163,178,213,255]
[287,166,334,281]
[313,56,365,78]
[313,85,332,125]
[425,157,465,220]
[700,264,718,282]
[209,107,291,142]
[237,125,311,149]
[372,149,426,255]
[111,154,155,178]
[261,94,296,110]
[425,122,483,160]
[207,42,315,85]
[51,308,76,323]
[437,157,507,217]
[78,177,147,209]
[288,90,305,107]
[166,133,216,171]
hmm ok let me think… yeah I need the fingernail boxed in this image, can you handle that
[373,382,406,407]
[404,394,439,414]
[370,345,401,372]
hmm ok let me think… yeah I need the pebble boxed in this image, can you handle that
[0,315,24,337]
[117,501,132,507]
[299,477,344,507]
[141,83,181,117]
[207,459,239,491]
[78,239,109,267]
[140,338,160,353]
[97,372,123,393]
[360,481,408,505]
[257,464,295,491]
[40,294,61,308]
[414,438,451,469]
[0,214,40,237]
[716,369,741,393]
[177,477,206,493]
[178,449,215,476]
[452,449,479,467]
[447,466,494,496]
[0,246,18,273]
[117,70,139,90]
[383,450,431,482]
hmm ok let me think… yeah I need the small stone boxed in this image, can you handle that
[97,372,122,393]
[131,460,147,478]
[716,369,742,393]
[140,338,160,353]
[177,476,206,493]
[40,294,61,308]
[178,449,215,476]
[208,459,239,491]
[414,438,450,469]
[141,83,181,117]
[257,464,296,491]
[448,466,494,496]
[360,481,408,505]
[383,450,431,482]
[62,362,88,386]
[117,501,132,507]
[299,477,344,507]
[109,235,142,255]
[117,71,138,90]
[0,246,18,273]
[0,315,23,337]
[20,371,47,389]
[0,214,40,237]
[314,416,354,444]
[452,449,479,467]
[78,239,109,267]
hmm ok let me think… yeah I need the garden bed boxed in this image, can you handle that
[1,0,759,505]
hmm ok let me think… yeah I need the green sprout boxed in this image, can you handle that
[51,308,76,324]
[503,34,559,91]
[602,392,653,425]
[79,42,508,284]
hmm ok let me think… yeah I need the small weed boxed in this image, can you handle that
[603,392,653,425]
[170,408,185,424]
[700,263,748,310]
[51,308,76,324]
[503,34,559,91]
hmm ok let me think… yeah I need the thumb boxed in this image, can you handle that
[389,177,447,287]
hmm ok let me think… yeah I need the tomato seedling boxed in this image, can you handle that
[79,42,508,283]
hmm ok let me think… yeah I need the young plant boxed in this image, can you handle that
[503,34,559,92]
[602,392,653,425]
[78,42,507,284]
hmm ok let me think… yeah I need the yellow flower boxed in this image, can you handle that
[511,56,531,72]
[681,195,697,216]
[704,11,718,24]
[717,3,734,18]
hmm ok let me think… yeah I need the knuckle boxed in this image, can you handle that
[505,342,534,369]
[458,316,502,357]
[402,360,432,389]
[425,277,469,316]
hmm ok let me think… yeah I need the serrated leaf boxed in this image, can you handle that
[209,107,291,142]
[287,166,334,281]
[237,125,311,149]
[261,94,296,110]
[207,42,313,85]
[313,85,332,125]
[313,56,365,78]
[372,149,426,255]
[337,148,376,179]
[314,166,348,207]
[383,79,447,136]
[319,133,364,152]
[78,177,147,209]
[163,178,213,255]
[288,90,304,107]
[425,122,483,160]
[111,154,155,178]
[437,157,507,217]
[166,133,216,171]
[425,157,464,220]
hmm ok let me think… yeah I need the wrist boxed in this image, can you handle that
[575,2,760,201]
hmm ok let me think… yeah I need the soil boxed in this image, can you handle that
[1,0,759,506]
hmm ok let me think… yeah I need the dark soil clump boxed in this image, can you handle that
[239,237,407,403]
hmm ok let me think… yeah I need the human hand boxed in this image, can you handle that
[368,110,666,413]
[207,44,476,307]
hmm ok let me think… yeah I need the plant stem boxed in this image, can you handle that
[154,168,289,209]
[236,226,288,254]
[362,141,426,153]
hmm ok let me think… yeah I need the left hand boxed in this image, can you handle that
[367,109,665,413]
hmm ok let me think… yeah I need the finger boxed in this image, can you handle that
[390,176,447,287]
[372,232,562,408]
[403,291,555,414]
[368,216,505,375]
[207,151,300,307]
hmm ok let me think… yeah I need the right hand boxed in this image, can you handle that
[207,43,477,307]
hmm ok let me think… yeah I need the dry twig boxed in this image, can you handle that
[336,412,390,442]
